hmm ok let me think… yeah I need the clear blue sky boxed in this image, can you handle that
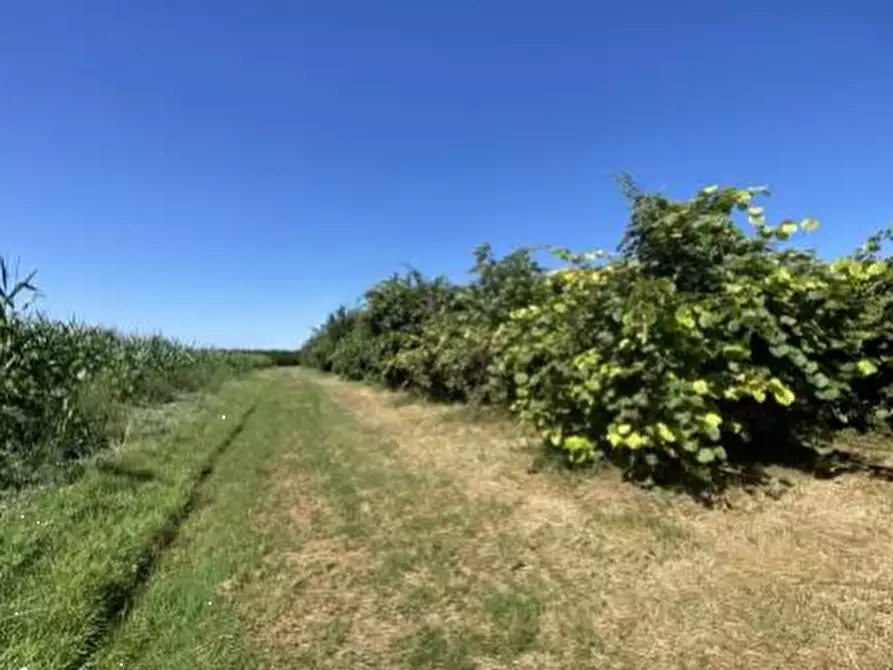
[1,1,891,348]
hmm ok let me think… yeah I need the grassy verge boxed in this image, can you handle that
[84,370,307,668]
[238,372,531,668]
[8,368,892,668]
[0,371,272,669]
[266,370,893,669]
[81,369,549,669]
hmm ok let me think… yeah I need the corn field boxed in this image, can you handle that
[0,257,271,489]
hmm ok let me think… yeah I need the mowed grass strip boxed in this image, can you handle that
[304,371,893,670]
[232,371,550,670]
[14,367,892,669]
[0,371,273,669]
[85,369,314,669]
[91,366,554,669]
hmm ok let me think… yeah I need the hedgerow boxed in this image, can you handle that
[300,181,893,487]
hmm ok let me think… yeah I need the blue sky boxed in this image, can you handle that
[1,1,891,348]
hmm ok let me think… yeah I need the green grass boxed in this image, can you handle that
[0,371,272,668]
[83,371,299,669]
[37,369,555,669]
[482,585,544,660]
[228,372,560,669]
[6,368,893,669]
[1,256,272,489]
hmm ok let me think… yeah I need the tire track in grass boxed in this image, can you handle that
[63,401,260,670]
[2,373,275,670]
[83,370,893,669]
[85,371,316,669]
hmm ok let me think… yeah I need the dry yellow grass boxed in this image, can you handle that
[244,372,893,669]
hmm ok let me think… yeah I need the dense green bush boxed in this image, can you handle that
[301,245,545,402]
[300,181,893,488]
[0,259,270,488]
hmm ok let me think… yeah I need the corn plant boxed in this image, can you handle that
[0,257,271,489]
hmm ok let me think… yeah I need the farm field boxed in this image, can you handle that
[5,367,892,669]
[4,2,892,668]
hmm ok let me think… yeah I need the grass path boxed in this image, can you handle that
[6,368,893,668]
[0,371,271,669]
[286,373,893,669]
